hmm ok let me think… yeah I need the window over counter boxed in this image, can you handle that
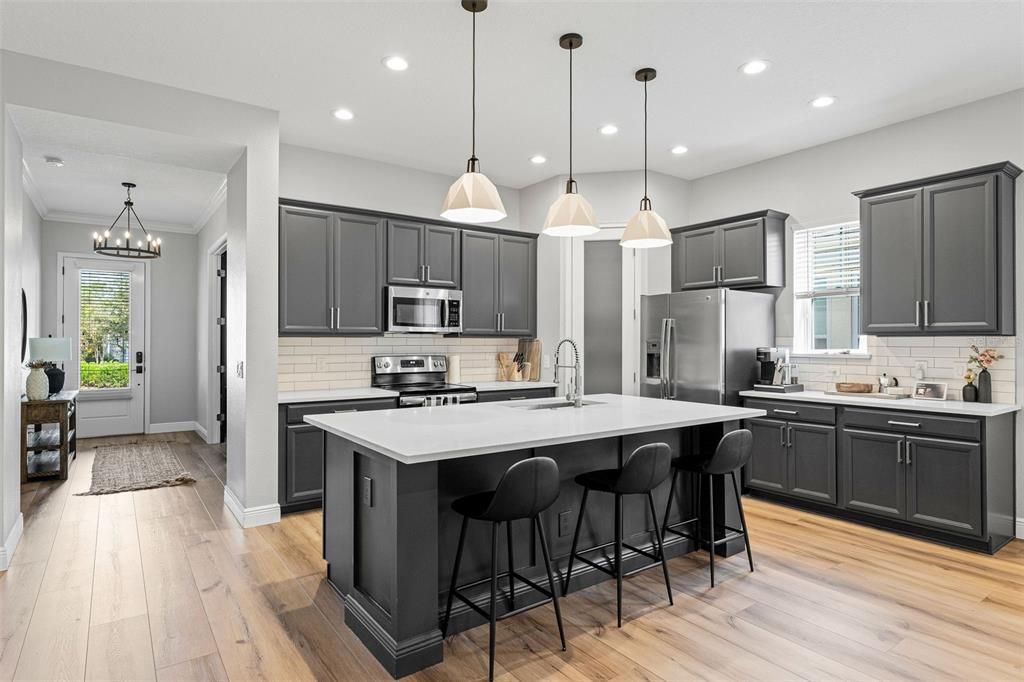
[793,223,865,354]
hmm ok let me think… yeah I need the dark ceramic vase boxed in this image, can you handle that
[962,382,978,403]
[977,368,992,403]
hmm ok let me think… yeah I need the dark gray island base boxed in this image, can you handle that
[311,396,763,678]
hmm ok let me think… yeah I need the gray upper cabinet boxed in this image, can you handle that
[461,230,536,336]
[855,162,1020,336]
[279,207,334,334]
[671,210,787,291]
[280,206,384,335]
[335,213,386,334]
[386,221,461,288]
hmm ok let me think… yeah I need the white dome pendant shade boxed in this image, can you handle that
[441,0,506,224]
[621,67,672,249]
[542,33,599,238]
[543,181,599,236]
[441,158,507,223]
[622,197,672,248]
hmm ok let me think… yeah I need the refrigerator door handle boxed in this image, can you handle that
[659,318,669,399]
[666,318,677,399]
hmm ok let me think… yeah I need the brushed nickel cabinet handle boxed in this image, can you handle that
[906,442,913,465]
[896,440,903,463]
[780,424,786,446]
[915,300,921,327]
[923,300,930,327]
[888,420,920,428]
[773,409,798,415]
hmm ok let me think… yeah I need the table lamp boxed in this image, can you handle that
[28,337,72,395]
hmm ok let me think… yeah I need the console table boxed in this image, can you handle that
[21,390,78,482]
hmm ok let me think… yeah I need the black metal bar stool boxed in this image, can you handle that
[663,429,755,587]
[441,457,566,681]
[562,442,674,627]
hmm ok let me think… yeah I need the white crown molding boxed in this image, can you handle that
[21,160,48,217]
[192,178,227,232]
[44,210,197,235]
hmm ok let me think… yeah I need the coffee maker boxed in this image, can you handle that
[755,347,803,392]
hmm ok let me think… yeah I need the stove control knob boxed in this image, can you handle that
[383,361,391,369]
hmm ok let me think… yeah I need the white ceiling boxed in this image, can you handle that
[10,106,237,231]
[2,1,1023,188]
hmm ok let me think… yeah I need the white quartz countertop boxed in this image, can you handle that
[739,389,1020,417]
[278,388,399,404]
[471,381,558,392]
[304,393,765,464]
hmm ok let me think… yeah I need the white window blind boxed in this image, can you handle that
[793,223,861,299]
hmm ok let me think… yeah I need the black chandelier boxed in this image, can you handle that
[93,182,162,259]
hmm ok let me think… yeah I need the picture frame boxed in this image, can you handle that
[913,381,948,401]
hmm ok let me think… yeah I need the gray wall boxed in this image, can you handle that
[22,192,41,342]
[40,220,199,425]
[195,200,227,441]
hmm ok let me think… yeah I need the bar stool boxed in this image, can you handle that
[562,442,674,627]
[441,457,566,681]
[662,429,755,587]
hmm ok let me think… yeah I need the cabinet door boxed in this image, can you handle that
[498,235,536,336]
[673,227,719,290]
[424,225,461,288]
[461,231,500,334]
[718,219,766,287]
[285,423,325,505]
[788,423,837,505]
[860,190,923,334]
[335,213,385,333]
[746,418,789,493]
[906,436,982,536]
[840,428,905,519]
[387,220,425,286]
[922,174,999,333]
[279,207,333,334]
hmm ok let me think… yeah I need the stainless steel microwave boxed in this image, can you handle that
[386,286,462,334]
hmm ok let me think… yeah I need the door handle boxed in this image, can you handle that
[787,426,793,447]
[426,264,431,282]
[330,307,335,329]
[666,319,677,399]
[659,319,669,399]
[922,300,930,327]
[441,299,448,328]
[773,409,798,415]
[779,424,786,446]
[906,442,913,465]
[915,300,921,327]
[420,264,426,282]
[887,420,920,428]
[896,440,903,463]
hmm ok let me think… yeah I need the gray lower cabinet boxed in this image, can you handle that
[746,417,836,503]
[461,230,536,336]
[386,221,461,288]
[905,436,982,535]
[841,428,905,519]
[671,210,787,291]
[475,387,557,403]
[279,206,385,335]
[278,397,398,512]
[855,162,1019,336]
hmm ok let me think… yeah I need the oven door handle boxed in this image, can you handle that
[401,396,426,407]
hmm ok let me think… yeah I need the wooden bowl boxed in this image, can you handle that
[835,382,874,393]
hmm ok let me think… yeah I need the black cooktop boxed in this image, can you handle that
[389,382,474,395]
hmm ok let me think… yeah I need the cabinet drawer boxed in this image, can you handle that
[841,408,980,441]
[477,387,557,403]
[743,399,835,425]
[285,398,398,424]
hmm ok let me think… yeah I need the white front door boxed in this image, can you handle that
[62,256,146,437]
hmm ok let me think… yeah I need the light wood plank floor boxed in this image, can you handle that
[3,432,1022,681]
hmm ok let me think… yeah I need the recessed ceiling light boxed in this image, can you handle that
[332,108,355,121]
[382,55,409,72]
[670,145,688,155]
[599,123,618,136]
[530,155,547,164]
[810,95,836,108]
[739,59,769,75]
[44,156,64,167]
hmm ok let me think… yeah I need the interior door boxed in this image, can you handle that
[63,255,145,437]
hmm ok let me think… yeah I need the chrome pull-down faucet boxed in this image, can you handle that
[554,338,583,408]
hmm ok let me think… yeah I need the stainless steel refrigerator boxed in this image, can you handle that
[641,289,775,406]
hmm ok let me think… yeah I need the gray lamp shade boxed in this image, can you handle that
[28,337,71,362]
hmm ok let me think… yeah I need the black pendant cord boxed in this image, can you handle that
[643,78,649,204]
[568,44,573,186]
[471,8,477,164]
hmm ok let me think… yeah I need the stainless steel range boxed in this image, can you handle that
[371,355,476,407]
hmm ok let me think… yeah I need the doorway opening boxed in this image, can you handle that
[218,248,227,443]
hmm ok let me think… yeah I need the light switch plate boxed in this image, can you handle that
[361,476,373,507]
[558,510,573,537]
[543,354,551,369]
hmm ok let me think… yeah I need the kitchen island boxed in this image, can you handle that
[305,394,765,677]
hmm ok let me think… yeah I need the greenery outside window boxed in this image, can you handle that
[793,223,865,354]
[79,269,131,389]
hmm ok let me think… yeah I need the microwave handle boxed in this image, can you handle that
[441,299,448,328]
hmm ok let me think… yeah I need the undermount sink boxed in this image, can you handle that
[510,399,605,410]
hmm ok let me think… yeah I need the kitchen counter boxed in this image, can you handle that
[306,393,764,464]
[278,387,398,404]
[739,389,1020,417]
[312,393,761,677]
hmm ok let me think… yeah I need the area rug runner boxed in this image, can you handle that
[78,441,195,495]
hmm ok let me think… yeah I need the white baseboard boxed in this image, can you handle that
[0,513,25,570]
[194,421,209,443]
[1016,518,1024,539]
[223,485,281,529]
[148,420,205,437]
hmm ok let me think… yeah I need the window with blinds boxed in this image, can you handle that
[792,223,864,353]
[79,269,131,389]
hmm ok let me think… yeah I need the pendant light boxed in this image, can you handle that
[542,33,599,237]
[440,0,507,224]
[93,182,162,259]
[620,68,672,249]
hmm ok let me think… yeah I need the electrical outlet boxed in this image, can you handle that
[361,476,373,507]
[913,361,928,380]
[543,354,552,370]
[316,356,331,372]
[829,367,841,379]
[558,510,573,537]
